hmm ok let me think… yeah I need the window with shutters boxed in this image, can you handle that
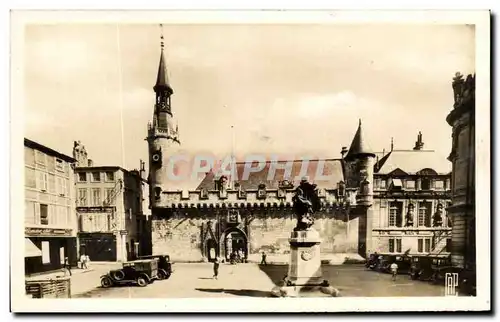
[105,188,114,205]
[92,188,101,206]
[38,172,48,191]
[424,238,431,252]
[25,167,36,188]
[25,201,36,225]
[418,239,423,253]
[40,204,49,225]
[48,174,56,193]
[78,189,88,206]
[396,239,402,253]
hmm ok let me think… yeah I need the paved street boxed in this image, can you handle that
[73,263,447,298]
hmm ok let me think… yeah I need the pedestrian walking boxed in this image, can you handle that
[390,262,398,281]
[85,254,90,268]
[63,257,72,276]
[213,256,220,280]
[261,252,267,265]
[80,253,88,269]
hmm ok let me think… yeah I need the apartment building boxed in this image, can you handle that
[24,138,77,275]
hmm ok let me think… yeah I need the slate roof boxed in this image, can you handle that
[196,159,345,190]
[153,49,173,94]
[345,120,375,161]
[375,150,451,175]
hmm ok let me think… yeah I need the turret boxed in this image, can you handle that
[344,119,375,206]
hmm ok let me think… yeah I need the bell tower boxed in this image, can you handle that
[146,28,180,209]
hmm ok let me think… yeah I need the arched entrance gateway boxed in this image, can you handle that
[220,228,248,261]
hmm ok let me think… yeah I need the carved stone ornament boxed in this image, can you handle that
[452,72,475,108]
[300,248,315,261]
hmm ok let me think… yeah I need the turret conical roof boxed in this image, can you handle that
[345,119,375,161]
[153,48,173,95]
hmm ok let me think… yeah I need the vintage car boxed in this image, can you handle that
[100,258,159,288]
[365,253,382,270]
[376,254,412,274]
[409,256,434,280]
[429,255,453,284]
[138,255,173,280]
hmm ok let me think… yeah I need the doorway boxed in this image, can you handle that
[222,229,247,261]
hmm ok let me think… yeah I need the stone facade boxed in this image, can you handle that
[74,145,151,262]
[446,73,475,273]
[145,41,453,262]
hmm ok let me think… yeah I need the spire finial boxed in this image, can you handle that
[391,137,394,151]
[160,24,164,50]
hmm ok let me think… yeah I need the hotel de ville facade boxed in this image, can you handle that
[145,42,453,263]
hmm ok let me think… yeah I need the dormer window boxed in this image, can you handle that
[421,178,432,190]
[390,178,403,190]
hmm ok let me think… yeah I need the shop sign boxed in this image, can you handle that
[25,227,72,237]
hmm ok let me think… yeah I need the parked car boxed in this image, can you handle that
[376,254,412,274]
[365,253,382,270]
[100,258,159,288]
[138,255,173,280]
[429,255,453,284]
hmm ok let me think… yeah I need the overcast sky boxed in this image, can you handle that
[24,23,475,172]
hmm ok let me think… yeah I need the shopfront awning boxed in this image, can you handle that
[25,238,42,257]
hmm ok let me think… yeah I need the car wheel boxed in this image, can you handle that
[101,277,113,288]
[157,270,166,280]
[137,276,148,287]
[112,270,125,281]
[163,271,171,280]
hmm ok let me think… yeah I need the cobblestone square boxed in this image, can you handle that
[72,263,447,298]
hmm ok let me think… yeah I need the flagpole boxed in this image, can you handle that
[116,25,126,169]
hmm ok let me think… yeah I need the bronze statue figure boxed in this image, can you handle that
[292,178,322,231]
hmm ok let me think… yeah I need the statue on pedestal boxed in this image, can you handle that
[292,177,321,231]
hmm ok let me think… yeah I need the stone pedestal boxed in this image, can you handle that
[287,229,323,286]
[271,228,340,297]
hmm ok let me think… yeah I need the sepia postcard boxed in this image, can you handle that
[10,10,491,313]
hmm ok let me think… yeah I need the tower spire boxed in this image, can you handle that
[345,119,375,161]
[154,24,172,95]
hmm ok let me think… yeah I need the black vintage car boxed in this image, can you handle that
[409,255,451,281]
[365,253,380,270]
[100,258,159,288]
[138,255,173,280]
[374,254,412,274]
[429,255,453,284]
